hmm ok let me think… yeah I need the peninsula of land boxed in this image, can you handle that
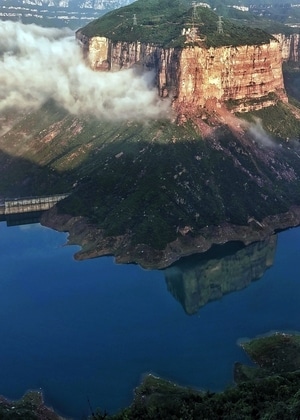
[2,0,300,268]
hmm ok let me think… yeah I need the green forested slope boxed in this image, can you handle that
[2,99,300,251]
[80,0,273,48]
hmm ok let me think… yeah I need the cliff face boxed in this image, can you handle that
[274,33,300,62]
[78,33,161,72]
[174,41,287,114]
[77,31,288,114]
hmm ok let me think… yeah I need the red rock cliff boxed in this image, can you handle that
[76,31,287,115]
[274,33,300,62]
[174,41,287,115]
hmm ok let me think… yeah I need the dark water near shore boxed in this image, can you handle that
[1,222,300,419]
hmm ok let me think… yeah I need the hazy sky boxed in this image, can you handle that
[0,20,170,120]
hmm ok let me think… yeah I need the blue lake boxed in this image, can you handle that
[0,221,300,419]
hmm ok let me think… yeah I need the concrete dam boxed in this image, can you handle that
[0,193,69,226]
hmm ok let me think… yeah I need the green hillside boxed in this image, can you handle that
[80,0,273,48]
[101,334,300,420]
[2,97,300,252]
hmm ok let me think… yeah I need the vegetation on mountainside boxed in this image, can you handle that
[2,99,300,251]
[235,18,297,37]
[80,0,273,48]
[90,333,300,420]
[196,0,300,34]
[0,102,73,197]
[1,73,300,252]
[0,390,62,419]
[57,102,300,250]
[58,119,300,249]
[238,101,300,140]
[229,14,297,36]
[99,372,300,419]
[239,334,300,378]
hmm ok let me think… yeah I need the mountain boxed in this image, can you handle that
[77,0,298,115]
[2,0,300,268]
[0,0,135,28]
[2,0,300,30]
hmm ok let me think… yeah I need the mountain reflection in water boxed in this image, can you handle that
[164,236,277,315]
[2,221,300,419]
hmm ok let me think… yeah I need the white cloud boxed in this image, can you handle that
[0,21,170,120]
[247,118,276,148]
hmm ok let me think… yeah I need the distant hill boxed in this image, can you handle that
[2,0,300,32]
[0,0,135,28]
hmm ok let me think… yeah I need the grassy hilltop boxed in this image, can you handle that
[80,0,273,48]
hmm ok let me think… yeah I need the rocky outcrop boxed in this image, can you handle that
[0,391,65,420]
[274,33,300,62]
[76,31,287,114]
[173,41,287,114]
[77,33,162,71]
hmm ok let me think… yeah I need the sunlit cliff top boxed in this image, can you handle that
[79,0,274,48]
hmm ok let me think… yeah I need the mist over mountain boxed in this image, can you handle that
[1,0,300,267]
[0,20,169,119]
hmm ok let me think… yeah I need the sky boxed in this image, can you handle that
[0,20,170,120]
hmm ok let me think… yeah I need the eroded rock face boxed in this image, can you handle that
[175,42,287,114]
[76,31,288,114]
[274,33,300,62]
[76,32,159,71]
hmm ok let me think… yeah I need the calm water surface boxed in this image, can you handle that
[0,222,300,418]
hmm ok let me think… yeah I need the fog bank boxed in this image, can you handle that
[0,21,170,120]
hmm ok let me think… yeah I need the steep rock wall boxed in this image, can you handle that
[76,31,158,71]
[76,31,287,114]
[175,41,287,114]
[274,33,300,62]
[76,30,180,98]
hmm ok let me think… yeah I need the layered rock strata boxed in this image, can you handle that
[174,41,287,114]
[76,31,288,113]
[274,33,300,62]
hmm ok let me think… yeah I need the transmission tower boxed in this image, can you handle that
[217,16,224,34]
[191,2,198,27]
[189,2,199,41]
[133,14,137,25]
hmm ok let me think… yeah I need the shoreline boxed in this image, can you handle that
[41,204,300,269]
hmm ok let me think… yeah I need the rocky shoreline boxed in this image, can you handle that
[41,204,300,269]
[0,391,65,420]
